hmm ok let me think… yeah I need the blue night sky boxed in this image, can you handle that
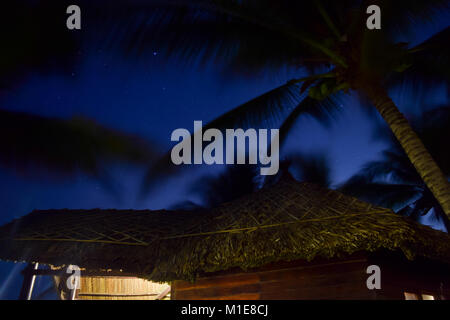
[0,5,448,299]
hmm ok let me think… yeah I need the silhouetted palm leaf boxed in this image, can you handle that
[0,110,159,177]
[181,164,260,208]
[340,107,450,231]
[279,93,343,149]
[175,151,332,209]
[386,27,450,94]
[340,177,422,209]
[286,152,332,187]
[141,81,341,192]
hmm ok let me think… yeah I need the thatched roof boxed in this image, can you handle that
[1,175,449,281]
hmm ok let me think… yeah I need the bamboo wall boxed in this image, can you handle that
[75,276,170,300]
[54,276,171,300]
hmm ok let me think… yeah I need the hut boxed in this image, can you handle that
[0,175,449,300]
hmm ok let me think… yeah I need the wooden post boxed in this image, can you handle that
[18,263,39,300]
[155,286,171,300]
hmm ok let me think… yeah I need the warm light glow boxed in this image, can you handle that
[422,294,435,300]
[404,292,419,300]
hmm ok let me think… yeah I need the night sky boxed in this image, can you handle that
[0,3,448,299]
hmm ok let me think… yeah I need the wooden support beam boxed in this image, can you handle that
[69,286,77,300]
[155,287,171,300]
[18,263,39,300]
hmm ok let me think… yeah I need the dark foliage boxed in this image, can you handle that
[340,106,450,231]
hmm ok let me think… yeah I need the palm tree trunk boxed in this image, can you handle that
[364,85,450,219]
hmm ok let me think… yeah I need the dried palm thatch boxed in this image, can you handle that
[0,175,449,282]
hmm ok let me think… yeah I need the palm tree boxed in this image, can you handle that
[3,2,449,213]
[340,106,450,231]
[173,152,332,209]
[129,0,450,218]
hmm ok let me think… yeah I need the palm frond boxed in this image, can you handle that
[386,27,450,93]
[339,176,422,209]
[0,110,159,177]
[287,152,332,187]
[399,194,433,220]
[278,93,343,149]
[204,82,306,130]
[140,81,307,193]
[95,0,349,72]
[366,0,450,37]
[189,164,260,208]
[168,200,205,210]
[432,204,450,232]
